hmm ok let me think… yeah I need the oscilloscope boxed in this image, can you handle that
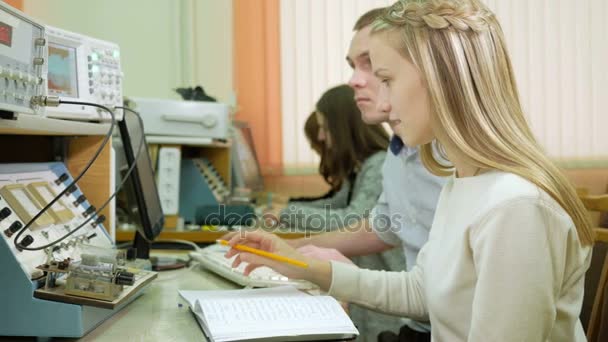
[44,25,123,121]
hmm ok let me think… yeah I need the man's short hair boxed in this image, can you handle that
[353,7,387,31]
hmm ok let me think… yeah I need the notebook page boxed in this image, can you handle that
[179,286,307,307]
[195,295,358,341]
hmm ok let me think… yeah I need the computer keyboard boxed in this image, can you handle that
[190,244,317,290]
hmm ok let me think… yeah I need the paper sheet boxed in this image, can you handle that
[178,286,358,342]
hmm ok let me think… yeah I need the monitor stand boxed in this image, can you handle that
[133,231,150,259]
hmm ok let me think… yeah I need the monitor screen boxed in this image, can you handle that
[232,121,264,192]
[117,108,164,256]
[47,42,79,98]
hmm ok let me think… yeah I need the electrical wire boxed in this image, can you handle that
[15,105,146,251]
[154,239,202,253]
[16,106,145,251]
[13,100,115,250]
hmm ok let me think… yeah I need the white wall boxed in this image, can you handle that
[280,0,393,170]
[485,0,608,162]
[280,0,608,169]
[23,0,233,102]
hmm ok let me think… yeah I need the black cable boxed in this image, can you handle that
[13,100,115,250]
[16,106,147,251]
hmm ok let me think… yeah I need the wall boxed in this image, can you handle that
[22,0,233,102]
[484,0,608,162]
[280,0,608,170]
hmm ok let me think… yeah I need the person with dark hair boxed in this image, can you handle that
[287,112,336,203]
[304,111,324,155]
[276,84,389,232]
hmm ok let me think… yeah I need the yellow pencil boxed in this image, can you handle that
[217,239,308,268]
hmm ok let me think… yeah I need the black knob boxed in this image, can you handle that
[91,215,106,227]
[54,173,69,185]
[114,271,135,286]
[4,221,23,237]
[83,206,96,217]
[65,185,77,196]
[19,235,34,249]
[73,194,86,206]
[0,207,12,220]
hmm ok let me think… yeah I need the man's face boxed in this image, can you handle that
[346,26,390,124]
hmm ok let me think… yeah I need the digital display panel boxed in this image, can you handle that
[48,43,79,98]
[0,22,12,47]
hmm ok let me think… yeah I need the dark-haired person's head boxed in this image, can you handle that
[315,84,389,189]
[347,7,389,125]
[304,111,324,155]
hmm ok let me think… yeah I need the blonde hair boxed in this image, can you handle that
[372,0,595,245]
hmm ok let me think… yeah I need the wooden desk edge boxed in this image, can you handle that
[115,230,313,243]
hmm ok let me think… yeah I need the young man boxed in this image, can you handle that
[290,8,446,342]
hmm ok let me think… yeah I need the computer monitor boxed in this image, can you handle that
[117,108,164,259]
[232,121,264,192]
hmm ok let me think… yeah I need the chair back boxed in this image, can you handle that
[579,191,608,341]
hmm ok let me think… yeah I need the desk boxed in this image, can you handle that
[80,265,237,341]
[0,254,238,341]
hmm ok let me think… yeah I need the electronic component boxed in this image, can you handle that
[0,10,156,335]
[64,184,77,196]
[0,206,11,221]
[26,181,74,224]
[191,244,316,290]
[133,97,230,139]
[44,26,123,121]
[60,252,135,301]
[0,2,46,116]
[82,205,96,217]
[178,157,233,224]
[54,173,69,185]
[17,234,34,249]
[193,158,230,202]
[156,147,181,215]
[3,220,22,237]
[0,184,54,228]
[73,194,86,206]
[91,214,105,228]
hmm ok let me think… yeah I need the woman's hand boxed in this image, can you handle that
[225,230,333,290]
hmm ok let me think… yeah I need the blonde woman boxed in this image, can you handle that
[226,0,594,340]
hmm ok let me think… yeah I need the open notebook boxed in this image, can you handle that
[179,286,359,342]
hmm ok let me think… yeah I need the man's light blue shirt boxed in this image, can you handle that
[371,138,446,271]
